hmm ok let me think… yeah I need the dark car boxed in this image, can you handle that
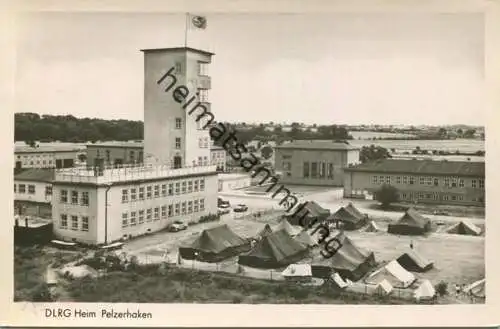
[233,204,248,213]
[218,197,231,208]
[167,220,188,232]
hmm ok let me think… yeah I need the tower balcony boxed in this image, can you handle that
[197,75,211,90]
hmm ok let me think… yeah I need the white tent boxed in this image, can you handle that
[366,260,416,288]
[331,272,349,289]
[375,279,393,295]
[414,279,436,301]
[274,219,302,237]
[464,278,485,298]
[282,263,312,278]
[364,221,380,232]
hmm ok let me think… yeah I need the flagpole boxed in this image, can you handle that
[184,12,189,47]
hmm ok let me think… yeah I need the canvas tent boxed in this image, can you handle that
[366,260,416,288]
[375,279,393,296]
[414,279,436,301]
[274,218,302,237]
[328,203,368,230]
[363,221,380,233]
[464,278,485,298]
[331,272,349,289]
[179,224,251,262]
[257,224,273,239]
[286,201,330,227]
[281,263,312,282]
[238,229,309,269]
[388,208,431,235]
[446,221,482,236]
[313,231,376,281]
[396,249,434,272]
[294,230,317,248]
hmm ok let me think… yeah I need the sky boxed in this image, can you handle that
[14,12,485,125]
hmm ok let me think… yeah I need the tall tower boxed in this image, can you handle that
[141,47,214,168]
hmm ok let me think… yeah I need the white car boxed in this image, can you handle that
[167,220,188,232]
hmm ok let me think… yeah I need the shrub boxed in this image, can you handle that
[375,184,399,209]
[435,281,448,296]
[30,283,53,302]
[198,213,220,223]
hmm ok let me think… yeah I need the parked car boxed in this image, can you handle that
[433,210,449,216]
[218,197,230,208]
[233,204,248,213]
[167,220,188,232]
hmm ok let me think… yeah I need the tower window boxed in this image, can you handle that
[175,118,182,129]
[175,138,181,149]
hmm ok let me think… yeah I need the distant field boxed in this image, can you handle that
[349,138,485,153]
[350,131,417,139]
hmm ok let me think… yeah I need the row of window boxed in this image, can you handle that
[398,192,465,202]
[60,190,90,206]
[372,175,485,188]
[303,162,335,179]
[122,179,205,203]
[96,149,144,162]
[60,214,89,231]
[122,198,205,228]
[198,137,210,148]
[15,184,53,196]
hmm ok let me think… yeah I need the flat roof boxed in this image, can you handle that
[15,168,56,183]
[15,145,82,153]
[275,140,360,151]
[140,47,214,56]
[87,141,144,148]
[344,159,485,177]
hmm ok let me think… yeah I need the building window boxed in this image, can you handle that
[188,181,193,193]
[182,181,187,194]
[443,195,449,201]
[451,195,457,201]
[106,150,110,162]
[121,189,128,203]
[396,176,401,184]
[419,177,425,185]
[198,89,209,102]
[81,192,89,206]
[444,177,450,187]
[81,216,89,231]
[198,62,209,76]
[409,176,414,185]
[60,214,68,229]
[175,203,180,216]
[168,205,173,217]
[14,184,16,193]
[418,192,425,199]
[175,118,182,129]
[198,138,203,148]
[479,179,484,188]
[311,162,318,178]
[198,156,203,166]
[327,163,334,179]
[385,176,391,184]
[161,206,167,218]
[426,177,433,186]
[71,215,78,230]
[401,193,407,199]
[200,179,205,191]
[146,186,152,198]
[161,184,167,196]
[154,185,160,197]
[139,187,145,200]
[45,186,52,196]
[28,185,35,194]
[122,213,128,228]
[174,62,182,74]
[434,178,439,186]
[130,211,137,226]
[194,180,199,192]
[203,156,208,166]
[60,189,67,203]
[168,183,174,195]
[472,180,477,188]
[372,176,378,184]
[138,210,145,224]
[130,151,135,162]
[451,178,458,188]
[204,138,209,148]
[403,176,408,185]
[146,208,152,222]
[154,207,160,221]
[320,163,326,178]
[181,202,187,215]
[71,191,78,204]
[200,199,205,211]
[194,199,199,212]
[175,182,180,195]
[188,201,193,214]
[458,195,464,201]
[130,188,137,201]
[175,138,181,149]
[459,179,464,188]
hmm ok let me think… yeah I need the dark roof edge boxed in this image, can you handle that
[140,47,215,56]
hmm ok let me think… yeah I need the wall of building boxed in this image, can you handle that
[217,175,251,191]
[275,148,359,186]
[210,149,226,172]
[52,172,218,244]
[86,145,143,167]
[343,171,485,206]
[14,180,52,204]
[15,151,79,169]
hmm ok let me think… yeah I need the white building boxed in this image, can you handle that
[210,145,226,172]
[51,47,220,245]
[15,145,82,170]
[217,173,252,192]
[14,168,54,218]
[52,164,218,245]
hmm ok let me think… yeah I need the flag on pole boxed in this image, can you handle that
[184,13,207,47]
[188,14,207,30]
